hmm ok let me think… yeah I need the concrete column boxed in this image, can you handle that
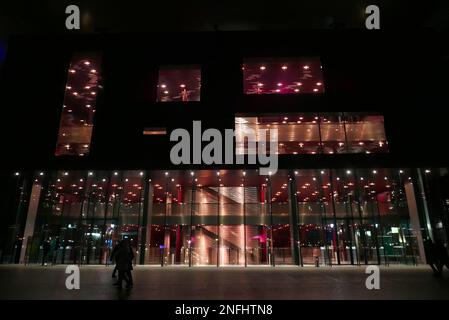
[19,182,41,264]
[404,181,426,264]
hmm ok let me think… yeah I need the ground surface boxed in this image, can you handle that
[0,265,448,300]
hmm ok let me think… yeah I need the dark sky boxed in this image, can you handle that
[1,0,448,36]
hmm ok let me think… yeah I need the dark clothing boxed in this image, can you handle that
[112,265,118,277]
[110,244,119,277]
[110,244,119,262]
[114,243,134,288]
[115,245,132,271]
[126,270,133,286]
[425,239,449,276]
[435,241,449,272]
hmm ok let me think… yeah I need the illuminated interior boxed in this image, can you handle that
[20,169,422,266]
[235,113,388,155]
[243,57,324,94]
[55,54,102,156]
[157,65,201,102]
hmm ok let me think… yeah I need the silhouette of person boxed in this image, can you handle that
[435,239,449,275]
[113,240,133,289]
[424,239,439,276]
[110,242,120,278]
[124,239,134,287]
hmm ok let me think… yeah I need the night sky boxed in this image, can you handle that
[0,0,448,37]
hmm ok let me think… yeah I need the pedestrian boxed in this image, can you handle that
[124,239,134,287]
[113,241,133,289]
[424,239,440,276]
[110,241,120,278]
[435,239,449,274]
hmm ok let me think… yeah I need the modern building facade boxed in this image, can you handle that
[0,31,448,267]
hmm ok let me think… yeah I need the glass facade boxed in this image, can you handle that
[235,113,388,155]
[10,168,425,266]
[55,53,102,156]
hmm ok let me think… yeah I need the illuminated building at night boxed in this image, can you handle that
[0,31,448,267]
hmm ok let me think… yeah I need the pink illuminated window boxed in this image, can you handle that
[157,65,201,102]
[243,57,324,94]
[55,53,102,156]
[235,113,388,155]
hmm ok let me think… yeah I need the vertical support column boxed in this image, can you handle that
[329,170,341,265]
[405,177,426,264]
[412,168,434,242]
[353,170,368,265]
[101,171,111,265]
[347,194,357,265]
[317,170,330,266]
[288,171,300,266]
[139,172,151,265]
[5,171,31,264]
[162,174,169,267]
[267,175,274,267]
[243,173,247,267]
[19,180,42,264]
[216,173,220,267]
[189,174,196,267]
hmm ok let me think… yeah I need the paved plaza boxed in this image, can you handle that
[0,265,449,300]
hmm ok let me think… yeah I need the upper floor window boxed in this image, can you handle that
[55,53,102,156]
[235,112,388,155]
[157,65,201,102]
[242,57,324,95]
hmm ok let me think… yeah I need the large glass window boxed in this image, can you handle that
[235,112,388,155]
[270,170,293,265]
[157,65,201,102]
[55,54,102,156]
[243,57,324,94]
[295,170,328,265]
[344,113,388,153]
[17,169,423,267]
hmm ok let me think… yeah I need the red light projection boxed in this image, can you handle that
[243,57,324,94]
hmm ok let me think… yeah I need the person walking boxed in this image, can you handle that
[424,239,440,276]
[110,242,120,278]
[435,239,449,275]
[424,239,439,276]
[124,239,134,287]
[113,241,133,289]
